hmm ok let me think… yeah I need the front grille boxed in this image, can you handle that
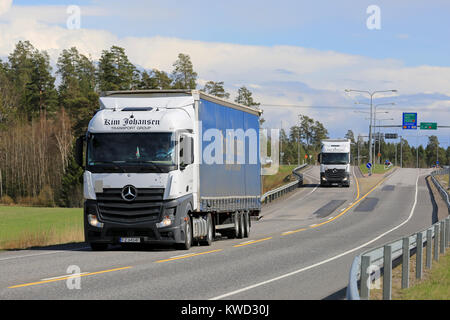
[96,188,164,224]
[325,169,346,180]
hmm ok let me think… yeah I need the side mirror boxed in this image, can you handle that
[179,134,194,170]
[75,136,85,169]
[317,153,322,164]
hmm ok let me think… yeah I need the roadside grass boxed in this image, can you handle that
[262,165,298,193]
[359,163,393,175]
[0,206,84,250]
[370,246,450,300]
[436,174,449,190]
[400,251,450,300]
[368,175,449,300]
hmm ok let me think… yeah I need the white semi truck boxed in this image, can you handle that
[75,90,262,251]
[318,139,351,187]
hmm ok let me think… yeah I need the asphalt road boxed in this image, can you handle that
[0,167,441,300]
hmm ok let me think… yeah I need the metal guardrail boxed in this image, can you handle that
[260,164,307,204]
[346,170,450,300]
[431,169,450,207]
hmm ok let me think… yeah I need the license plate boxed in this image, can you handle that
[119,237,141,243]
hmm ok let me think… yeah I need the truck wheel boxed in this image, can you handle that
[237,211,244,239]
[176,215,192,250]
[243,211,250,238]
[90,243,108,251]
[200,213,213,246]
[225,212,240,239]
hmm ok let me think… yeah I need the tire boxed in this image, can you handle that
[237,211,244,239]
[176,215,192,250]
[243,211,250,238]
[90,243,108,251]
[225,212,240,239]
[200,213,213,246]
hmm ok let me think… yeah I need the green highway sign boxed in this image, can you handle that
[420,122,437,130]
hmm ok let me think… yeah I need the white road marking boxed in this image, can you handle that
[238,240,254,245]
[210,169,419,300]
[0,246,90,262]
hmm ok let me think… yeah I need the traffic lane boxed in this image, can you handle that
[260,165,320,218]
[259,166,358,227]
[212,169,428,300]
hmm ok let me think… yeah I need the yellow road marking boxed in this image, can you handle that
[233,237,273,248]
[281,229,307,236]
[354,170,360,200]
[8,266,132,289]
[155,249,222,263]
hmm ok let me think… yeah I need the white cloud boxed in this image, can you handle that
[0,0,12,16]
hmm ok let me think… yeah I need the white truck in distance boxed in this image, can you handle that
[318,139,351,187]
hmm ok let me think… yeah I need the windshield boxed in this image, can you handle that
[87,133,176,169]
[321,153,349,165]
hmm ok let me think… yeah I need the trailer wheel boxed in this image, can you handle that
[200,213,213,246]
[237,211,244,239]
[243,211,250,238]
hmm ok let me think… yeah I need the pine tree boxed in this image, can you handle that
[171,53,197,89]
[8,41,58,118]
[57,47,99,136]
[97,46,138,92]
[202,81,230,99]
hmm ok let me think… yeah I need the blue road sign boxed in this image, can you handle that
[402,112,418,130]
[366,163,372,169]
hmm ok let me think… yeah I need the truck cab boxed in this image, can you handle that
[318,139,351,187]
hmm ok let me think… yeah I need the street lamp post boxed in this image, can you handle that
[358,103,395,165]
[297,115,301,166]
[376,118,394,164]
[400,136,403,168]
[346,89,398,175]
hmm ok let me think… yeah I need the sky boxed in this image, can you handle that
[1,0,450,149]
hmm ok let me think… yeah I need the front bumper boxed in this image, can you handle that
[320,172,350,183]
[84,199,187,245]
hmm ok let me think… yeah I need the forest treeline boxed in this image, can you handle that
[0,40,448,207]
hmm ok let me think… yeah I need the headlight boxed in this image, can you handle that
[157,217,172,228]
[321,176,326,180]
[88,214,104,228]
[156,208,176,228]
[343,176,348,181]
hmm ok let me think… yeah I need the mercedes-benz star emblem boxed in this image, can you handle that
[121,185,137,202]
